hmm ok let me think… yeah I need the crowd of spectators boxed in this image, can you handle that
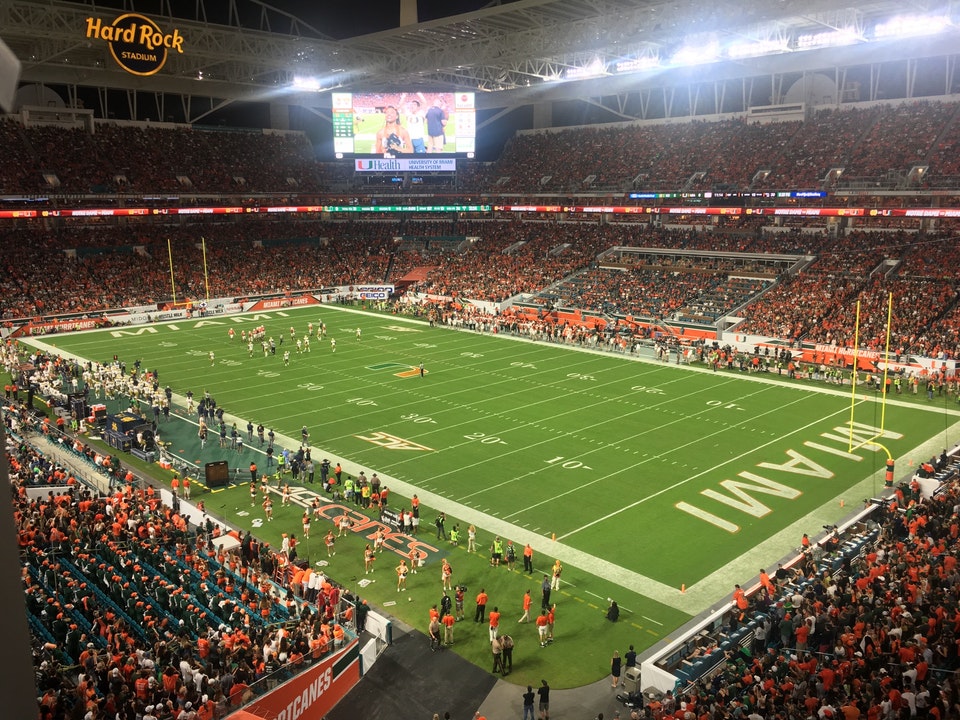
[461,100,960,193]
[0,120,327,196]
[2,110,960,356]
[736,229,960,356]
[7,398,360,720]
[3,101,960,205]
[1,209,960,358]
[631,454,960,720]
[841,102,956,184]
[0,219,408,319]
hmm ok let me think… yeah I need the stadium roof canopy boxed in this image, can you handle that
[2,0,959,120]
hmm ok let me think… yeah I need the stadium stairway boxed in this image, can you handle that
[32,430,109,489]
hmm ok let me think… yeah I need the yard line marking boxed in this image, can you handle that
[28,308,960,618]
[461,382,790,507]
[557,400,858,540]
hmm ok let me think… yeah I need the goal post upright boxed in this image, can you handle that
[847,293,896,487]
[848,299,862,443]
[167,237,177,306]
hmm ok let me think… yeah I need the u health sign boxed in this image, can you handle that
[354,158,457,172]
[86,14,185,76]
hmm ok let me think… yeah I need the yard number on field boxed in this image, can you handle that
[567,372,595,381]
[706,400,744,411]
[402,413,436,424]
[464,431,506,445]
[347,397,378,407]
[631,385,665,394]
[546,456,592,470]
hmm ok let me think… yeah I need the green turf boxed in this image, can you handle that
[25,304,960,687]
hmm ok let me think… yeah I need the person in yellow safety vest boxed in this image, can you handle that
[491,536,504,567]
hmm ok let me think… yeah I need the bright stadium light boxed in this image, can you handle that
[873,15,951,39]
[565,58,608,80]
[292,76,322,91]
[795,28,862,50]
[670,39,720,67]
[727,38,791,60]
[614,56,660,73]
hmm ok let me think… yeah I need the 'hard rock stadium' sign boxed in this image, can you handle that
[85,14,185,76]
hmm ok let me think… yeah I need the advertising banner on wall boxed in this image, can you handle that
[231,640,360,720]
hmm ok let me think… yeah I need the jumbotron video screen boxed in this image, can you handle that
[332,91,476,159]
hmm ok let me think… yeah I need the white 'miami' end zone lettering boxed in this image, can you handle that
[676,422,903,533]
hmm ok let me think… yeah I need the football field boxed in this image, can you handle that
[24,304,960,682]
[29,306,960,687]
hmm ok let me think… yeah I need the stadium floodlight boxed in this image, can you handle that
[614,56,660,73]
[565,59,607,80]
[795,28,862,50]
[291,76,322,91]
[873,15,951,40]
[670,39,720,67]
[727,38,790,60]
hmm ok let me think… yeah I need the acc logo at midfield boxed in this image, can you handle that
[86,14,185,76]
